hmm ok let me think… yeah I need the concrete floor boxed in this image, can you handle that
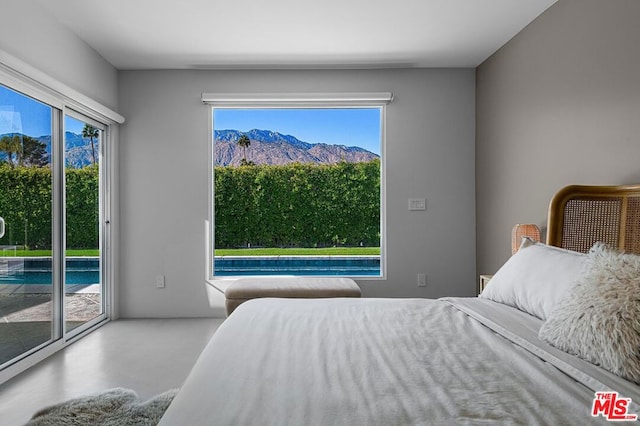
[0,318,224,425]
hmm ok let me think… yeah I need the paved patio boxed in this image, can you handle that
[0,293,101,366]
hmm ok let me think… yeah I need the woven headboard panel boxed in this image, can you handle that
[547,184,640,255]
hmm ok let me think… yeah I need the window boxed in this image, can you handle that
[204,93,391,279]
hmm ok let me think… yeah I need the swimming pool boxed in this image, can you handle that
[214,256,381,277]
[0,257,99,285]
[0,255,381,284]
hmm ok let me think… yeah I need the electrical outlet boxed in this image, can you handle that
[408,198,426,211]
[155,275,165,289]
[417,273,427,287]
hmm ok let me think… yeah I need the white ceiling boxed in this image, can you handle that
[36,0,557,70]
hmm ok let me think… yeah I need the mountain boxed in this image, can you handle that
[43,132,99,168]
[3,129,378,168]
[214,129,379,166]
[0,132,98,168]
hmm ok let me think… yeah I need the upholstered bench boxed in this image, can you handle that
[224,277,361,315]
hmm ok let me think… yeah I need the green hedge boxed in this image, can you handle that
[66,166,99,249]
[0,165,98,249]
[1,161,380,250]
[214,160,380,248]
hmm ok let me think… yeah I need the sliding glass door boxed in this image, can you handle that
[0,83,109,369]
[64,113,105,333]
[0,84,54,365]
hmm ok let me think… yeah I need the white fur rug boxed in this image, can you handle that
[25,388,177,426]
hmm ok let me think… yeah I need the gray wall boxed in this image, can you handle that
[0,0,118,110]
[117,68,476,317]
[476,0,640,275]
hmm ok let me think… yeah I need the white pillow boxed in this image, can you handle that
[480,238,586,319]
[538,243,640,384]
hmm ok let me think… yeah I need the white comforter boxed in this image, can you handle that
[160,297,640,425]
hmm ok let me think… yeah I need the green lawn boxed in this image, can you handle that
[215,247,380,256]
[0,249,99,257]
[1,247,379,257]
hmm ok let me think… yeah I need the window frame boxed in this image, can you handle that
[204,92,391,281]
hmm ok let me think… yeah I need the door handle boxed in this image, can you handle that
[0,217,4,239]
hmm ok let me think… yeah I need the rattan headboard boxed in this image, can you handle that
[547,184,640,255]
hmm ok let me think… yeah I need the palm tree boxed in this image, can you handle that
[0,134,20,167]
[236,134,251,164]
[82,124,99,165]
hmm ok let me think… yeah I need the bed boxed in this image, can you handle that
[159,184,640,425]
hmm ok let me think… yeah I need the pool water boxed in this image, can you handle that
[0,270,99,285]
[1,256,382,283]
[214,256,381,277]
[0,258,99,285]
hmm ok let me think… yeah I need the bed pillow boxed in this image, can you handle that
[480,238,586,320]
[538,243,640,384]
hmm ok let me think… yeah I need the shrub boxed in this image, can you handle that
[214,160,380,248]
[0,165,98,249]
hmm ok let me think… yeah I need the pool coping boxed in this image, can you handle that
[0,283,100,295]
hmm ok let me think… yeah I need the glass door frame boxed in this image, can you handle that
[0,63,117,382]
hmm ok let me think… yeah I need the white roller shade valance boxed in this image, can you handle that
[201,92,393,107]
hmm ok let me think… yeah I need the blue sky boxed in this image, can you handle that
[1,85,86,136]
[214,108,382,155]
[3,84,383,154]
[1,85,51,136]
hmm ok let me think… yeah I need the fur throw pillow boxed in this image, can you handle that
[538,242,640,384]
[26,388,177,426]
